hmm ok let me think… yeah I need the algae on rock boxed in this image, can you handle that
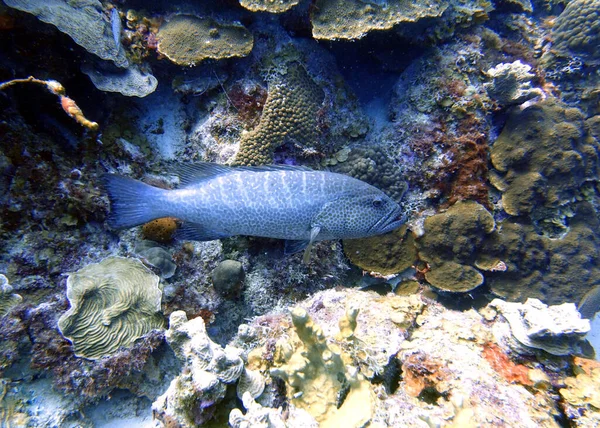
[57,257,164,360]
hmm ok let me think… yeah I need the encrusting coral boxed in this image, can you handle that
[157,15,253,66]
[270,306,373,427]
[234,63,324,166]
[57,257,165,360]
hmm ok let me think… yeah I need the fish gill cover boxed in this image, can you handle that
[1,0,600,426]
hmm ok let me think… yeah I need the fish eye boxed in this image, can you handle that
[372,197,383,208]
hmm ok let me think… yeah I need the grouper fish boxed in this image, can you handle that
[103,163,406,261]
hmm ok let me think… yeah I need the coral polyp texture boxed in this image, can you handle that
[415,200,495,293]
[239,0,300,13]
[57,257,165,360]
[550,0,600,64]
[310,0,448,40]
[157,15,253,66]
[3,0,128,67]
[234,63,324,165]
[490,98,599,218]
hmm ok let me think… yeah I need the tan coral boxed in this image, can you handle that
[157,15,253,66]
[310,0,449,41]
[239,0,300,13]
[415,200,495,293]
[57,257,164,360]
[234,63,324,166]
[550,0,600,64]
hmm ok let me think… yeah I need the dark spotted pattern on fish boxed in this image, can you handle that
[103,163,405,249]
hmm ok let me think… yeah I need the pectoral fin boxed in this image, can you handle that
[302,226,321,264]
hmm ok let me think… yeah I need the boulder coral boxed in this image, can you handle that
[490,98,599,218]
[57,257,165,360]
[157,15,253,66]
[550,0,600,65]
[234,63,324,166]
[415,200,495,293]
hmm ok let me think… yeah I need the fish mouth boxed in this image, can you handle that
[370,205,406,234]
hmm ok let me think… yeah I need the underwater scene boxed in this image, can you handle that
[1,0,600,426]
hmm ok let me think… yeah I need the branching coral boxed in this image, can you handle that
[270,307,373,427]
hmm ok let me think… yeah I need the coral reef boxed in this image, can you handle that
[0,274,21,317]
[490,98,599,218]
[560,357,600,426]
[234,63,324,165]
[157,15,253,66]
[229,391,317,428]
[489,298,592,357]
[549,0,600,65]
[152,310,244,427]
[57,257,165,360]
[415,201,495,292]
[240,0,300,13]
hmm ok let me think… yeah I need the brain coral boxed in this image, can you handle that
[490,98,599,218]
[415,201,495,293]
[234,63,324,166]
[551,0,600,64]
[310,0,449,40]
[157,15,253,66]
[239,0,299,13]
[58,257,165,360]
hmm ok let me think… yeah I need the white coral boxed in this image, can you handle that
[484,61,544,106]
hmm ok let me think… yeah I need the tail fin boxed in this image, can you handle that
[102,174,167,229]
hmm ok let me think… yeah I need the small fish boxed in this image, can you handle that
[103,163,405,261]
[579,284,600,319]
[110,8,122,54]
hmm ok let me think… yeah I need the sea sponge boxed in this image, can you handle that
[239,0,300,13]
[234,63,324,166]
[551,0,600,65]
[57,257,165,360]
[142,217,178,243]
[415,201,495,293]
[157,15,253,66]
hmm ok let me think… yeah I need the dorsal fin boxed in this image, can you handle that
[172,162,315,187]
[173,163,233,187]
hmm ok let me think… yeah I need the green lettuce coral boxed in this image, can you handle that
[58,257,165,360]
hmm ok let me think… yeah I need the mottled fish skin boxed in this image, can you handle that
[103,164,405,245]
[110,8,121,54]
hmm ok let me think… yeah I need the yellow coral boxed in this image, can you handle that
[271,307,373,427]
